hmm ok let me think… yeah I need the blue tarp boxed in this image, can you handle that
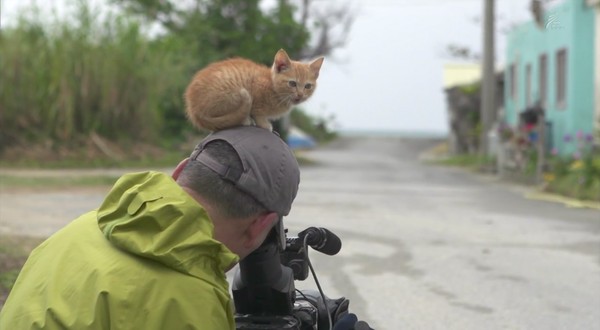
[286,127,316,150]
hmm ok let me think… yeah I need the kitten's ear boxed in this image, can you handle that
[273,49,292,73]
[309,57,324,78]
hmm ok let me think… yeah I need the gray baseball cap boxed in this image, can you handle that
[189,126,300,244]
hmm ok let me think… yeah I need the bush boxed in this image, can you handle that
[0,3,191,151]
[290,108,337,143]
[544,131,600,201]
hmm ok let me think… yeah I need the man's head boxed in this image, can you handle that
[173,126,300,260]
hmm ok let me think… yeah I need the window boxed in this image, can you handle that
[539,54,547,107]
[509,63,517,101]
[525,64,532,106]
[556,48,567,108]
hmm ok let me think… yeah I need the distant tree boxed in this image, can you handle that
[111,0,354,138]
[444,44,481,61]
[111,0,354,63]
[289,0,355,60]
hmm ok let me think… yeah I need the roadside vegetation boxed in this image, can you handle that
[542,133,600,201]
[0,0,348,306]
[443,70,600,204]
[431,132,600,203]
[0,1,340,168]
[0,174,120,188]
[434,154,495,170]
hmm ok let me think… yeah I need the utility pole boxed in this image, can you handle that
[480,0,496,157]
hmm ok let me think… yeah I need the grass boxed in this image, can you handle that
[0,153,184,170]
[0,4,187,148]
[0,174,119,188]
[422,142,495,170]
[544,173,600,202]
[294,152,319,166]
[0,235,44,308]
[433,154,496,170]
[0,140,188,170]
[433,151,600,203]
[0,158,317,190]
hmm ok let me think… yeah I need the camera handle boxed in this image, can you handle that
[232,227,358,330]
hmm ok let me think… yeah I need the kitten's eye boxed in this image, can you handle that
[288,81,297,88]
[304,83,313,90]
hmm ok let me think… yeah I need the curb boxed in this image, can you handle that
[524,191,600,211]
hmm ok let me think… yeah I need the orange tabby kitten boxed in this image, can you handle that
[184,49,324,131]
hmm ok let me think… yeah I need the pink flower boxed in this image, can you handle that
[576,130,584,140]
[551,148,558,156]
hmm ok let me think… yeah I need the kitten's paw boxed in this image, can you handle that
[242,117,254,126]
[257,123,273,131]
[253,117,273,131]
[257,122,273,131]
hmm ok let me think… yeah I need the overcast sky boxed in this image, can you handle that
[1,0,534,134]
[306,0,532,134]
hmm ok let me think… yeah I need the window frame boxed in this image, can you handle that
[509,63,518,102]
[539,54,547,108]
[525,63,532,106]
[556,48,567,109]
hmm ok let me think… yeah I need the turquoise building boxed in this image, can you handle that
[504,0,597,155]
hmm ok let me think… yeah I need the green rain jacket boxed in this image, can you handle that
[0,172,240,329]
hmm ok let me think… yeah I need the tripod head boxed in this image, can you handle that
[232,226,344,330]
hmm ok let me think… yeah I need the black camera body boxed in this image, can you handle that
[232,228,340,330]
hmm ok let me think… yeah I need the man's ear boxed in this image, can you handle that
[172,158,190,180]
[244,212,279,249]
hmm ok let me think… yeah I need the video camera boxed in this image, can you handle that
[232,226,368,329]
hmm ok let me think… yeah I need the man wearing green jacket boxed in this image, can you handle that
[0,126,300,329]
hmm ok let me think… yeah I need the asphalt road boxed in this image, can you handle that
[286,135,600,330]
[1,135,599,329]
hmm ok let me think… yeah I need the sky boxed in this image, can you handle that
[304,0,532,134]
[1,0,535,134]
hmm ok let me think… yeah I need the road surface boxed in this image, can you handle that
[1,135,599,329]
[287,136,600,330]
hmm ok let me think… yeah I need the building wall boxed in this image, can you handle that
[442,63,481,89]
[572,1,596,145]
[504,0,595,155]
[597,6,600,140]
[588,0,600,141]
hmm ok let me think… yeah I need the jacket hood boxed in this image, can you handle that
[97,172,239,280]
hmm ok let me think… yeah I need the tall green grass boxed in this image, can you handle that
[0,3,190,150]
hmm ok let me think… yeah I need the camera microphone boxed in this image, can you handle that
[299,227,342,256]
